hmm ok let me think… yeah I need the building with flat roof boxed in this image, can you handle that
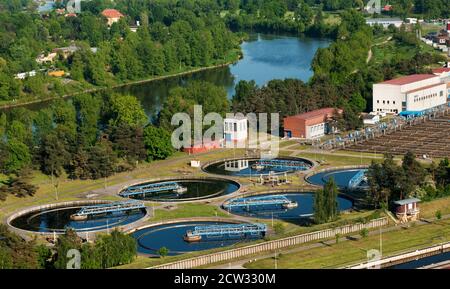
[393,198,420,223]
[224,116,247,142]
[366,18,404,28]
[373,74,447,114]
[283,108,339,139]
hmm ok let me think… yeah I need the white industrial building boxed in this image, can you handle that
[224,116,248,142]
[224,159,249,172]
[366,18,404,28]
[373,74,447,115]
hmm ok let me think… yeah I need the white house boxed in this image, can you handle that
[366,18,404,28]
[373,74,447,115]
[15,70,36,79]
[224,116,248,142]
[36,52,57,64]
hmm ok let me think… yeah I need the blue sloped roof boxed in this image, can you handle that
[393,198,421,205]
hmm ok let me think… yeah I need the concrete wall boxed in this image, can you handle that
[148,217,388,269]
[348,241,450,269]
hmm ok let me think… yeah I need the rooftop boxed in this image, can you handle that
[286,108,338,121]
[379,74,437,85]
[366,18,403,22]
[363,114,379,120]
[405,82,445,94]
[101,9,124,19]
[432,67,450,74]
[393,198,421,206]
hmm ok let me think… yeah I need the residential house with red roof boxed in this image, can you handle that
[101,9,124,26]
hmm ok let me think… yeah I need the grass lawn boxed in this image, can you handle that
[420,196,450,219]
[297,152,380,167]
[0,148,247,221]
[278,140,299,148]
[244,218,450,269]
[151,203,230,221]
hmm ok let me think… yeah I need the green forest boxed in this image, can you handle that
[0,226,137,269]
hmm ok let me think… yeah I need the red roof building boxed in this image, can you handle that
[432,67,450,75]
[373,74,446,114]
[182,140,221,154]
[383,5,393,11]
[283,108,340,139]
[380,74,437,85]
[101,9,124,26]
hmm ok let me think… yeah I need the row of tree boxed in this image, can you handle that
[225,0,337,36]
[0,225,136,269]
[0,92,174,201]
[367,153,450,208]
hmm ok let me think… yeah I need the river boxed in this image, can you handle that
[4,33,330,116]
[117,33,330,118]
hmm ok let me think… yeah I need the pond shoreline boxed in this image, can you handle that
[0,58,241,110]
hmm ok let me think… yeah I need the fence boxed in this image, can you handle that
[149,217,388,269]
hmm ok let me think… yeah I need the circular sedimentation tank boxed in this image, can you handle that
[223,192,353,220]
[8,202,147,233]
[306,168,369,189]
[132,221,264,256]
[119,178,240,202]
[202,157,314,177]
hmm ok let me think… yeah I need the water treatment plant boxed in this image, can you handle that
[4,148,448,271]
[132,221,266,256]
[8,201,147,233]
[119,178,240,202]
[306,168,369,189]
[223,193,353,219]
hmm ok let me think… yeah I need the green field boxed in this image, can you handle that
[245,218,450,269]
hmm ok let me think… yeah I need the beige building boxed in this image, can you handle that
[101,9,124,26]
[373,74,447,114]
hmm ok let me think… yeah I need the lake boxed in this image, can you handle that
[117,33,331,118]
[4,33,330,115]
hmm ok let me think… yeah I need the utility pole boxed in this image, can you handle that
[379,226,383,256]
[274,251,277,269]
